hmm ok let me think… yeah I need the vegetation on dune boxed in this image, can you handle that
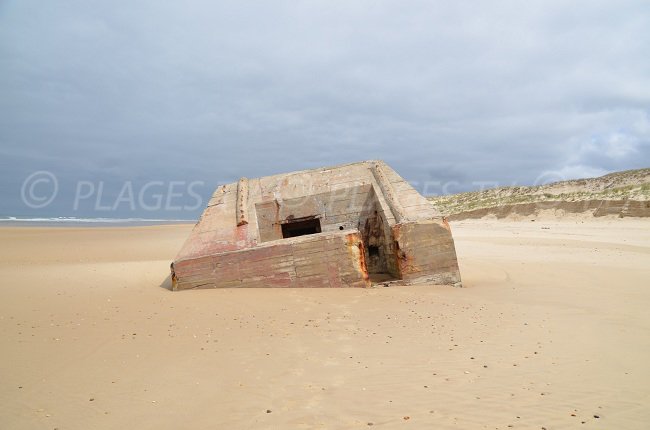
[428,168,650,216]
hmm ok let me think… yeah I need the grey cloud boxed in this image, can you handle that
[1,0,648,217]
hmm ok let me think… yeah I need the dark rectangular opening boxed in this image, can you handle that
[281,218,321,238]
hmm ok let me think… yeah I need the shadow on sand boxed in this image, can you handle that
[159,274,173,291]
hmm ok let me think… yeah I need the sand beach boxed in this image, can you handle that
[1,219,649,429]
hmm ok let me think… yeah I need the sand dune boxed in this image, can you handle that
[428,167,650,220]
[1,220,649,429]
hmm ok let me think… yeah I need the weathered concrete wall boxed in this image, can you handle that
[392,219,462,286]
[172,230,369,290]
[255,184,376,242]
[377,160,440,220]
[358,187,397,275]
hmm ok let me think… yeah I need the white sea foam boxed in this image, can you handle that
[0,216,194,224]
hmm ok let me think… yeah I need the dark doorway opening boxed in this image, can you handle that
[281,217,322,239]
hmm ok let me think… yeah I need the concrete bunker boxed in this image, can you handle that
[171,160,462,289]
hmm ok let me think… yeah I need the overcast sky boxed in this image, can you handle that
[1,1,649,218]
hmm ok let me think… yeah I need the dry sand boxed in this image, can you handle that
[1,219,649,429]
